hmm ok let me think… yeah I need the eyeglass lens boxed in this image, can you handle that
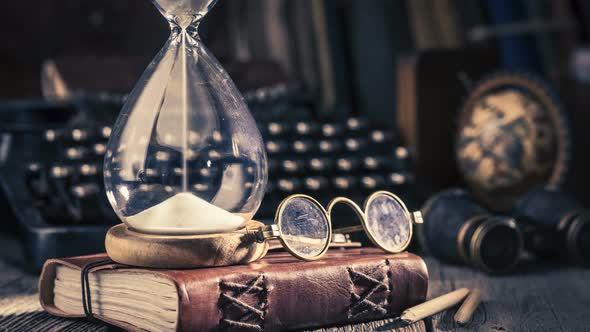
[277,196,330,260]
[365,193,412,253]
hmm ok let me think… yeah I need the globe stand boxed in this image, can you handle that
[105,220,269,269]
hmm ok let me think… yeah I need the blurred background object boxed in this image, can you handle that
[455,72,570,212]
[514,188,590,264]
[1,0,590,269]
[420,188,522,273]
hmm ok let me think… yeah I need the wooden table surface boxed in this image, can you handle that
[0,235,589,332]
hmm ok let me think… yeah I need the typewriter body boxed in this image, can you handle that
[0,86,417,270]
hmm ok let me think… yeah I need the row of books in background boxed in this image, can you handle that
[1,0,587,111]
[223,0,586,126]
[3,0,589,200]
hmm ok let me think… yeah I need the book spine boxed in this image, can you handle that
[286,0,319,94]
[432,0,464,48]
[483,0,543,72]
[259,0,294,77]
[310,0,353,116]
[522,0,555,74]
[407,0,439,50]
[550,0,577,78]
[456,0,486,34]
[177,256,428,331]
[348,0,403,128]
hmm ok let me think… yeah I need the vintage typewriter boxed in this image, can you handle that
[0,85,418,270]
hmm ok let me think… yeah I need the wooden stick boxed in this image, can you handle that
[454,289,482,325]
[400,288,470,324]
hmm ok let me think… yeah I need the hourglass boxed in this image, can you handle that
[104,0,269,267]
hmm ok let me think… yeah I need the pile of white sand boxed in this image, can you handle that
[124,192,245,234]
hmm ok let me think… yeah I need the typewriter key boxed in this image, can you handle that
[321,123,344,137]
[282,159,303,173]
[389,173,407,185]
[71,183,100,198]
[193,183,210,192]
[361,175,384,190]
[155,151,171,161]
[346,117,368,131]
[204,149,220,160]
[293,140,314,154]
[211,130,223,144]
[370,130,392,144]
[333,176,356,190]
[101,126,112,138]
[308,158,333,172]
[79,164,99,177]
[295,122,317,135]
[198,168,212,178]
[278,179,301,192]
[319,140,342,153]
[93,143,107,155]
[395,146,409,160]
[266,140,287,154]
[44,129,62,142]
[345,138,367,152]
[304,176,328,191]
[50,166,72,179]
[336,158,360,172]
[28,162,41,173]
[363,157,379,170]
[267,122,285,136]
[71,129,89,142]
[188,131,200,144]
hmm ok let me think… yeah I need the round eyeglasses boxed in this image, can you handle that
[327,191,423,254]
[250,191,422,261]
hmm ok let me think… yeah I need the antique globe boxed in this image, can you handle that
[456,73,569,211]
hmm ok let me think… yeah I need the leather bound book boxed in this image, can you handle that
[39,249,428,332]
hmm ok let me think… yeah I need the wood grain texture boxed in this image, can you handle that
[105,221,269,268]
[454,289,482,324]
[307,319,426,332]
[425,257,590,331]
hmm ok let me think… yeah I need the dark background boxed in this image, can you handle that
[1,0,590,201]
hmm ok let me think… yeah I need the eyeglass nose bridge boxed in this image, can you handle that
[327,197,367,235]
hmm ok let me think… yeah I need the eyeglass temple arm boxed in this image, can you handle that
[246,224,281,242]
[333,225,364,234]
[412,211,424,224]
[333,211,423,235]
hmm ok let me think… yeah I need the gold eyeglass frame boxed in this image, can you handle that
[251,191,422,261]
[327,191,423,254]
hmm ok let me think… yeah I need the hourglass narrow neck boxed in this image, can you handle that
[168,14,202,40]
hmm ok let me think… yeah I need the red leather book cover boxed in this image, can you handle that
[40,249,428,331]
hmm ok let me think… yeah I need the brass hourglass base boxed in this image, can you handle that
[105,220,268,269]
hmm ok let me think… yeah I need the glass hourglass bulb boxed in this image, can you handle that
[104,0,268,235]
